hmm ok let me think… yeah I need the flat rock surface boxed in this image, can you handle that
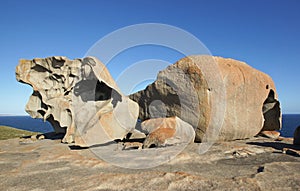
[1,136,299,191]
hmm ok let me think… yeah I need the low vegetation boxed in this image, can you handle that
[0,126,35,140]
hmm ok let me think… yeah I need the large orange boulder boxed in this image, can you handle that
[130,56,281,142]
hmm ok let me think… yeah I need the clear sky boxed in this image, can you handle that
[0,0,299,115]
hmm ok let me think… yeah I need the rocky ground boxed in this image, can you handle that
[0,135,299,191]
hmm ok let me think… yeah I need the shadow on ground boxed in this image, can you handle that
[247,141,300,152]
[22,132,65,140]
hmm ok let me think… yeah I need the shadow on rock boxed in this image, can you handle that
[247,141,300,151]
[68,141,117,150]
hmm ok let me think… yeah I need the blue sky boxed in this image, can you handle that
[0,0,299,114]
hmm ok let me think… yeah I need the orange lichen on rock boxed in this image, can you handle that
[142,116,195,148]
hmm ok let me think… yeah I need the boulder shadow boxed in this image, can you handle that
[21,132,65,140]
[247,141,300,151]
[42,132,66,140]
[68,141,116,150]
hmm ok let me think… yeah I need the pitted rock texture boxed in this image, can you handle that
[16,56,139,146]
[130,56,281,142]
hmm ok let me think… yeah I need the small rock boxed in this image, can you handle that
[19,137,35,144]
[282,148,300,157]
[37,134,45,140]
[275,136,284,141]
[122,142,143,150]
[30,135,38,141]
[233,149,253,158]
[142,116,195,148]
[275,136,294,142]
[258,130,280,139]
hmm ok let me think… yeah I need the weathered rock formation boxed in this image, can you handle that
[16,55,282,146]
[16,56,139,146]
[294,126,300,145]
[130,56,281,142]
[142,116,195,148]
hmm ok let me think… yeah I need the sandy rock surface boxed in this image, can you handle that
[1,136,299,191]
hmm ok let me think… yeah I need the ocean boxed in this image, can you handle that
[0,116,53,133]
[0,114,299,137]
[280,114,300,137]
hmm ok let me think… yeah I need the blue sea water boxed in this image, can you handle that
[0,116,53,133]
[280,114,300,137]
[0,114,299,137]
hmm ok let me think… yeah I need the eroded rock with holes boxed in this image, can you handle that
[142,116,195,148]
[130,56,281,142]
[16,56,139,146]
